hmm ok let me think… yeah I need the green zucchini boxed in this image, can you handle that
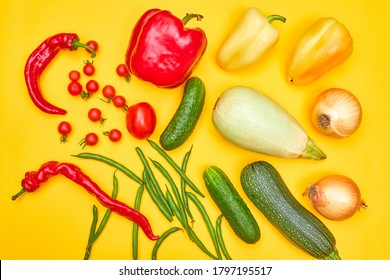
[160,77,206,150]
[203,166,260,244]
[240,161,341,259]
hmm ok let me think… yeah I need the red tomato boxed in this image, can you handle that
[86,80,99,93]
[86,40,99,53]
[68,81,83,96]
[116,64,130,82]
[80,132,99,149]
[102,85,116,100]
[83,62,95,76]
[68,70,81,81]
[58,121,72,135]
[88,108,105,125]
[126,102,156,140]
[116,64,128,77]
[107,129,122,142]
[112,95,127,109]
[58,121,72,143]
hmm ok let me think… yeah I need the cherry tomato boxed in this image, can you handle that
[105,129,122,142]
[83,62,95,76]
[86,80,99,93]
[126,102,156,140]
[86,40,99,54]
[58,121,72,143]
[68,70,81,81]
[88,108,106,125]
[112,95,127,109]
[116,64,128,76]
[116,64,131,82]
[80,132,99,149]
[102,85,116,101]
[68,81,83,96]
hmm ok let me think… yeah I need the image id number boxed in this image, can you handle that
[212,266,272,276]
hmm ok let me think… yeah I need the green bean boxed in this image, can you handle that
[152,227,182,260]
[187,226,218,260]
[136,147,172,216]
[181,146,194,222]
[187,192,222,260]
[132,184,145,260]
[94,171,119,239]
[84,171,119,260]
[166,189,217,260]
[147,139,204,197]
[73,152,143,185]
[142,170,173,222]
[216,215,232,260]
[165,188,184,223]
[84,205,98,260]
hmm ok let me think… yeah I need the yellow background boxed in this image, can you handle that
[1,0,389,260]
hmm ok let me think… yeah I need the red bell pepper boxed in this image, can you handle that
[125,9,207,88]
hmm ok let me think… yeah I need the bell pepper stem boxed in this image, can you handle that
[72,39,96,58]
[12,188,26,200]
[182,13,204,25]
[267,15,286,24]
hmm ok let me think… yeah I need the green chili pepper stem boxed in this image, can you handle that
[72,153,143,185]
[152,227,182,260]
[132,184,145,260]
[11,189,26,200]
[84,205,99,260]
[267,14,286,24]
[147,140,204,197]
[72,39,96,58]
[187,192,223,260]
[182,13,204,25]
[216,215,232,260]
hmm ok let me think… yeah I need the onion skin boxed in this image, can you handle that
[304,175,367,221]
[311,88,362,138]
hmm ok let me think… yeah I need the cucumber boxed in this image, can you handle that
[240,161,341,259]
[203,166,260,244]
[160,77,206,150]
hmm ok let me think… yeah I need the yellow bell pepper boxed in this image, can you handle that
[287,17,353,85]
[216,7,286,71]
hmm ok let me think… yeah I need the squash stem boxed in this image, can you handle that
[325,249,341,260]
[300,138,326,160]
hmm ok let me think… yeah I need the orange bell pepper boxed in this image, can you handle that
[287,17,353,85]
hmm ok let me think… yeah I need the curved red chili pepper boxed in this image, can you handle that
[12,161,159,241]
[25,33,96,115]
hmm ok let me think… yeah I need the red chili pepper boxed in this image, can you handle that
[125,9,207,88]
[12,161,159,241]
[25,33,96,115]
